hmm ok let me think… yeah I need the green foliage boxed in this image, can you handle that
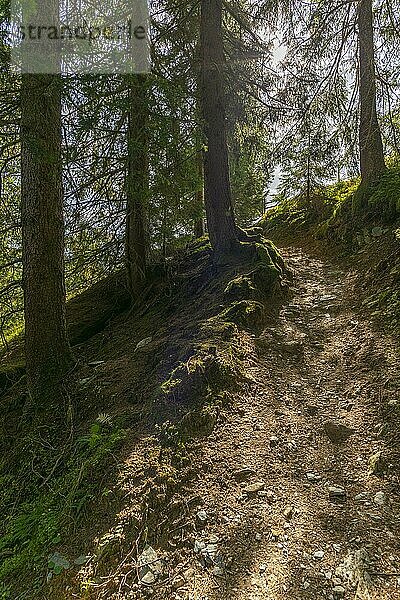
[230,122,271,225]
[156,420,186,448]
[362,230,400,336]
[0,584,11,600]
[77,413,115,449]
[324,178,360,211]
[367,165,400,221]
[278,118,343,200]
[263,166,400,242]
[363,287,400,335]
[263,190,338,236]
[0,416,126,593]
[48,552,71,576]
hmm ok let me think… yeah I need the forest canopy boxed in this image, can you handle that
[0,0,399,349]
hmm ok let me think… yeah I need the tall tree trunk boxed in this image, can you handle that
[21,74,73,402]
[161,202,168,260]
[200,0,238,254]
[358,0,386,186]
[125,74,149,299]
[306,129,311,201]
[194,149,205,238]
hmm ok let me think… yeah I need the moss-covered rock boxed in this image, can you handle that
[254,240,285,273]
[224,275,256,301]
[220,300,265,331]
[251,264,280,295]
[179,405,218,438]
[223,239,284,304]
[160,346,239,406]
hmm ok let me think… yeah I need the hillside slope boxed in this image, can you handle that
[0,236,288,599]
[30,243,400,600]
[1,186,399,599]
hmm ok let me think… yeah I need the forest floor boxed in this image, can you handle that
[21,241,398,600]
[160,245,400,600]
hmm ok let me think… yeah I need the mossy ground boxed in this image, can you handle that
[0,234,287,599]
[263,161,400,242]
[262,164,400,337]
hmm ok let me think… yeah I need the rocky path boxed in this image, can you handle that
[178,247,400,600]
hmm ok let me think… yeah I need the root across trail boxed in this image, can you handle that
[173,246,399,600]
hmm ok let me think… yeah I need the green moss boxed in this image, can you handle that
[199,317,237,340]
[252,264,280,295]
[179,405,218,438]
[219,300,265,331]
[224,275,256,300]
[160,340,242,407]
[188,235,212,255]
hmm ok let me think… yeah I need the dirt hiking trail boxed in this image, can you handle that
[167,246,400,600]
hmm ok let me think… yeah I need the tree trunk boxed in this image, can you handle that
[21,74,73,401]
[194,150,205,238]
[306,129,311,201]
[161,202,168,260]
[200,0,238,254]
[125,74,149,299]
[306,156,311,202]
[358,0,386,185]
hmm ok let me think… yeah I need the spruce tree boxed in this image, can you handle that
[20,0,73,403]
[126,74,150,298]
[357,0,386,186]
[200,0,239,254]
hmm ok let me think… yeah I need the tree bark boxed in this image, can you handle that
[194,150,205,238]
[200,0,239,254]
[21,74,73,401]
[125,74,149,299]
[358,0,386,185]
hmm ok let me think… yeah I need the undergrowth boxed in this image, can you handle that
[264,162,400,242]
[0,415,126,598]
[360,227,400,335]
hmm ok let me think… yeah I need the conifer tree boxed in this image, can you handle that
[357,0,386,186]
[126,74,149,298]
[21,75,73,401]
[200,0,239,254]
[20,0,73,402]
